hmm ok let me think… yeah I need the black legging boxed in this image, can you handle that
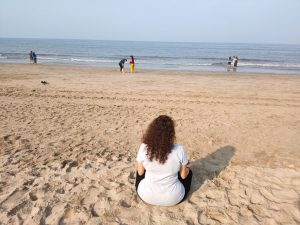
[135,170,193,203]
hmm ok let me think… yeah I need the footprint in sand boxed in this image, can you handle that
[56,188,65,194]
[23,179,35,187]
[3,134,16,145]
[119,199,131,208]
[0,187,31,218]
[61,160,78,172]
[92,197,111,217]
[29,192,38,201]
[81,186,100,206]
[7,200,30,217]
[3,135,30,151]
[128,171,135,184]
[39,206,52,225]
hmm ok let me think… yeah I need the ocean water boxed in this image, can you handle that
[0,38,300,74]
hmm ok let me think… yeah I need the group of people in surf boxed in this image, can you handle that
[119,55,135,73]
[120,55,238,73]
[227,56,238,72]
[28,52,238,73]
[29,51,37,64]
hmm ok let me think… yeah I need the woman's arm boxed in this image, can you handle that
[136,162,145,176]
[180,162,191,179]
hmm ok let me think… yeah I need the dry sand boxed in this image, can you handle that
[0,63,299,225]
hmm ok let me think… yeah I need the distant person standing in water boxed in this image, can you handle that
[234,56,238,67]
[32,52,37,64]
[130,55,135,73]
[29,51,33,64]
[232,56,238,72]
[227,56,232,66]
[227,56,232,72]
[119,58,127,73]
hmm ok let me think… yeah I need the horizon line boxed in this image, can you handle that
[0,36,299,46]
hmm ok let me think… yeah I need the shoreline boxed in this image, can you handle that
[1,62,300,77]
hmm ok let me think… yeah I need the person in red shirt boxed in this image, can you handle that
[130,55,135,73]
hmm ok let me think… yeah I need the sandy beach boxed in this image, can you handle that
[0,63,300,224]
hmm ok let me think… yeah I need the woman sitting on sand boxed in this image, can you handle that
[135,115,193,206]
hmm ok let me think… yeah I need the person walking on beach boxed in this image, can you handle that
[119,58,127,73]
[135,115,193,206]
[130,55,135,73]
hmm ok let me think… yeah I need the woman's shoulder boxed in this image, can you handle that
[172,144,185,151]
[172,144,188,162]
[139,143,148,152]
[173,143,183,148]
[140,143,147,148]
[137,143,148,160]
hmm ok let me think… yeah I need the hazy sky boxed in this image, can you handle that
[0,0,299,44]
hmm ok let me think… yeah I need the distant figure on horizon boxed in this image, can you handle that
[119,58,127,73]
[227,56,232,66]
[130,55,135,73]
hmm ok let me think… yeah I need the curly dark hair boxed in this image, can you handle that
[142,115,175,164]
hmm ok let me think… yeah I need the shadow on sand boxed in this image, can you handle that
[189,145,235,194]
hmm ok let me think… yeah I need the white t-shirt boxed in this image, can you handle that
[136,143,189,206]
